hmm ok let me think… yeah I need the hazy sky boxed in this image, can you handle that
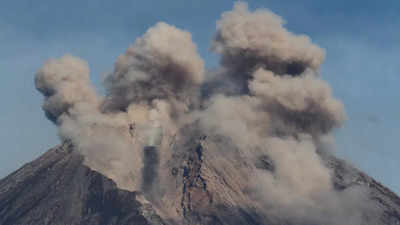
[1,0,399,193]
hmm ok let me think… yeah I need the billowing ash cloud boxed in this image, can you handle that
[35,55,99,123]
[212,2,324,78]
[35,22,205,192]
[34,2,379,225]
[103,22,204,112]
[249,69,346,134]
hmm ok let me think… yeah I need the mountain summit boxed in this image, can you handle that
[3,2,399,225]
[1,139,400,225]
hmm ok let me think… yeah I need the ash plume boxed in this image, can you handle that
[212,2,324,77]
[103,22,205,113]
[249,69,346,135]
[35,55,100,123]
[34,2,379,225]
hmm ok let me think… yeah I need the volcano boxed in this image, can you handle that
[1,138,400,225]
[3,2,400,225]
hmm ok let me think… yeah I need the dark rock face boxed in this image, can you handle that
[1,140,400,225]
[0,142,164,225]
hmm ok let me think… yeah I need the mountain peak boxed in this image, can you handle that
[1,139,400,225]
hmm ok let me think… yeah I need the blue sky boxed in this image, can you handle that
[1,0,399,193]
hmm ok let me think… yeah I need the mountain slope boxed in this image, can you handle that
[1,139,400,225]
[324,153,400,225]
[0,142,164,225]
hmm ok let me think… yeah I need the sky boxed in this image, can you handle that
[1,0,399,193]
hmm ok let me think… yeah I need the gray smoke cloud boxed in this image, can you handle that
[34,2,379,225]
[212,2,324,79]
[35,55,100,123]
[35,22,205,192]
[103,22,205,114]
[249,68,346,135]
[193,2,375,225]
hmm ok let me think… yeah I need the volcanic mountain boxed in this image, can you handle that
[2,2,400,225]
[1,138,400,225]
